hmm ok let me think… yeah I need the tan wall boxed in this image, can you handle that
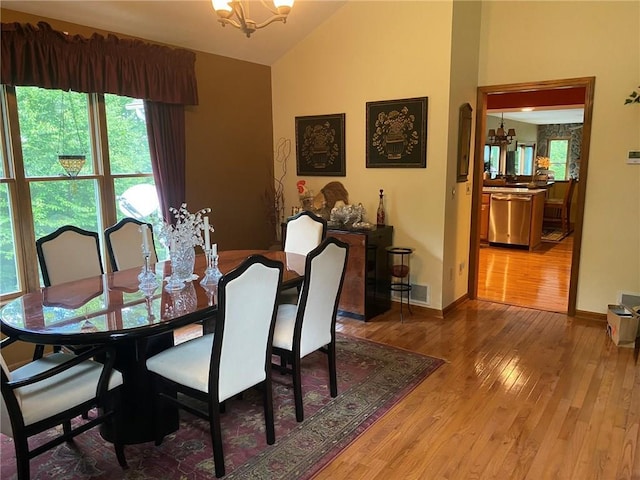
[272,1,457,310]
[478,1,640,313]
[443,0,482,307]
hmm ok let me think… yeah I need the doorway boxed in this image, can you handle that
[468,77,595,316]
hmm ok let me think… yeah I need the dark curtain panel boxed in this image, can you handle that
[1,22,198,105]
[145,101,186,222]
[1,21,197,221]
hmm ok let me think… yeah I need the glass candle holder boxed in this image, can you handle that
[200,249,223,288]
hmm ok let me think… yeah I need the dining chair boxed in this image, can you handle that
[146,254,283,478]
[283,210,327,256]
[543,178,576,236]
[104,217,158,272]
[36,225,104,287]
[272,237,349,422]
[0,338,127,480]
[34,225,104,359]
[280,210,327,304]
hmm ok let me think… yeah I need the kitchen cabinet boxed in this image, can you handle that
[327,226,393,321]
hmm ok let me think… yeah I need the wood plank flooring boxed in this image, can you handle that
[477,235,573,312]
[314,301,640,480]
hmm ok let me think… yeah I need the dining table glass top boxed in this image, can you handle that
[0,250,305,345]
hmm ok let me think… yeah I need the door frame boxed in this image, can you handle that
[468,77,595,316]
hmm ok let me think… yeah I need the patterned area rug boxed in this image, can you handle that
[541,228,568,242]
[1,334,444,479]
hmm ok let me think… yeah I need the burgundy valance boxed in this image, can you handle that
[1,22,198,105]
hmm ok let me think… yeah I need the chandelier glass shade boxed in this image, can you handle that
[211,0,294,37]
[487,113,516,145]
[58,154,86,178]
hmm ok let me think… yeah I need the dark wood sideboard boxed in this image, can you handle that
[280,222,393,321]
[327,225,393,321]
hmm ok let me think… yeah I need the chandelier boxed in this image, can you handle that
[488,113,516,145]
[212,0,294,38]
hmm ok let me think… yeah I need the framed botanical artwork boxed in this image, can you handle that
[456,103,473,182]
[295,113,346,176]
[366,97,428,168]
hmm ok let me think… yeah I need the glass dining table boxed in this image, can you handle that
[0,249,305,446]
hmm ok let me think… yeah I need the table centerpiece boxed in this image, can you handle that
[158,203,213,290]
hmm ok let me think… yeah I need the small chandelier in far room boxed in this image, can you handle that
[487,113,516,145]
[212,0,294,38]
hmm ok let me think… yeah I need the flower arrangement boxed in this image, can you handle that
[158,203,213,251]
[536,156,551,170]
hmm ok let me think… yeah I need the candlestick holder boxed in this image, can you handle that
[200,249,223,288]
[138,253,158,289]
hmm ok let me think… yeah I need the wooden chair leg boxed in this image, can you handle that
[328,342,338,398]
[15,437,30,480]
[63,420,72,438]
[209,405,225,478]
[262,379,275,445]
[293,355,304,422]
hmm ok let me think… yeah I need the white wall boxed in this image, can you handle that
[478,1,640,313]
[272,1,456,310]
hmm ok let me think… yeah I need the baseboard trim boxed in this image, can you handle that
[574,309,607,322]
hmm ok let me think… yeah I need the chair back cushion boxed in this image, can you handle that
[105,218,158,271]
[284,211,327,256]
[36,226,103,286]
[297,238,349,358]
[216,256,283,402]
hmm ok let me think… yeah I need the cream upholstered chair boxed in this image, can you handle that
[146,255,283,478]
[35,225,104,287]
[272,237,349,422]
[34,225,104,359]
[280,211,327,304]
[0,339,126,480]
[283,210,327,256]
[105,217,158,272]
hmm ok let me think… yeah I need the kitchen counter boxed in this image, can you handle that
[483,186,547,195]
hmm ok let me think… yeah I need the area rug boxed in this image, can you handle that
[1,334,444,479]
[541,228,568,242]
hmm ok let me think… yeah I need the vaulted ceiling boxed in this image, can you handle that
[2,0,347,65]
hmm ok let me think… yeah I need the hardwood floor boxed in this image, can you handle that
[477,235,573,312]
[315,302,640,480]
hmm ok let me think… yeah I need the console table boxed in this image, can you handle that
[327,225,393,321]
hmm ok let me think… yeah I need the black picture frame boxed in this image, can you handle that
[366,97,427,168]
[456,103,473,182]
[295,113,346,176]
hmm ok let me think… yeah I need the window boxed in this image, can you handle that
[483,144,501,177]
[516,143,536,175]
[0,86,160,299]
[548,138,570,180]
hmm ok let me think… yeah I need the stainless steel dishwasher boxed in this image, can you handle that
[488,193,532,246]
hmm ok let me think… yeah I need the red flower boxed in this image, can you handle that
[297,180,306,194]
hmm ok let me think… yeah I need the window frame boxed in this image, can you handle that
[547,137,571,180]
[0,86,156,301]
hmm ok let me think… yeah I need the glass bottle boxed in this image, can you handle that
[376,189,385,226]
